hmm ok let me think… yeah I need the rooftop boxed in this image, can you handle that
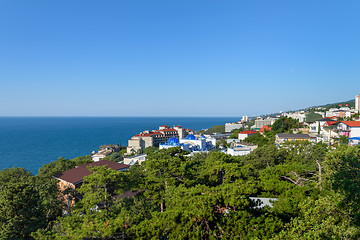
[276,133,310,139]
[53,160,130,185]
[341,121,360,127]
[239,130,257,134]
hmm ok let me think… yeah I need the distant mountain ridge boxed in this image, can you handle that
[257,99,355,120]
[304,99,355,110]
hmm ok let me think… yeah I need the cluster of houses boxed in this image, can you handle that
[225,94,360,153]
[52,95,360,212]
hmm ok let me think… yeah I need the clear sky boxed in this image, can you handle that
[0,0,359,117]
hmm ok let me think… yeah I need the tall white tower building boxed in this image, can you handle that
[356,94,360,113]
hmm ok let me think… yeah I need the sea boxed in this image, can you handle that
[0,117,240,175]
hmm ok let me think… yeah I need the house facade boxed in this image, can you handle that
[337,121,360,138]
[254,118,277,129]
[275,133,310,145]
[309,118,338,134]
[238,130,257,140]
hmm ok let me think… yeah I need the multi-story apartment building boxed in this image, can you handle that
[127,125,194,154]
[254,117,277,129]
[356,94,360,113]
[225,122,243,132]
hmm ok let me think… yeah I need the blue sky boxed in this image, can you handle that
[0,0,359,117]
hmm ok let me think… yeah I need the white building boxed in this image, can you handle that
[123,154,147,166]
[254,117,277,129]
[238,130,257,140]
[309,118,338,134]
[226,143,257,156]
[159,135,216,152]
[325,108,352,118]
[225,122,243,132]
[282,112,307,123]
[92,145,121,162]
[92,149,113,162]
[127,125,194,154]
[179,135,216,151]
[356,94,360,113]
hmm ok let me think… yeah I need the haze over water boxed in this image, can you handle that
[0,117,239,174]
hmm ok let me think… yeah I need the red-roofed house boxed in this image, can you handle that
[259,125,272,135]
[309,118,338,134]
[53,160,130,208]
[337,121,360,137]
[238,130,258,140]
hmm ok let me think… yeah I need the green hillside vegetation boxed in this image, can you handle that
[305,112,323,122]
[2,142,360,239]
[198,124,225,134]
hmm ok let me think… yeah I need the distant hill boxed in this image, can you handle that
[257,98,355,120]
[304,99,355,111]
[198,125,225,134]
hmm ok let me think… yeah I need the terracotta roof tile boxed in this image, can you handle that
[53,160,130,185]
[239,130,257,134]
[160,128,177,132]
[341,121,360,127]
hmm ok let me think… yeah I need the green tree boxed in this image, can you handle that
[229,128,243,139]
[339,135,349,145]
[275,194,360,239]
[134,185,283,239]
[323,145,360,223]
[272,117,298,133]
[103,151,124,162]
[201,125,225,134]
[0,168,46,239]
[77,166,125,212]
[243,133,271,147]
[141,148,189,212]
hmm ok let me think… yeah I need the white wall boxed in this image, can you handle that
[351,127,360,138]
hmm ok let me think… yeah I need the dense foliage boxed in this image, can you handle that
[199,125,225,134]
[272,117,298,133]
[2,143,360,239]
[305,112,323,122]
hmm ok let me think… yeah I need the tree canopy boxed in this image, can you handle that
[2,142,360,239]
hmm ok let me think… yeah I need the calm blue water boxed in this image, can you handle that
[0,117,239,175]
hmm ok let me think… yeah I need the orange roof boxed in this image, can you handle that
[324,116,337,120]
[134,132,164,137]
[341,121,360,127]
[326,121,338,126]
[239,130,257,135]
[160,128,177,132]
[260,125,272,131]
[160,125,170,128]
